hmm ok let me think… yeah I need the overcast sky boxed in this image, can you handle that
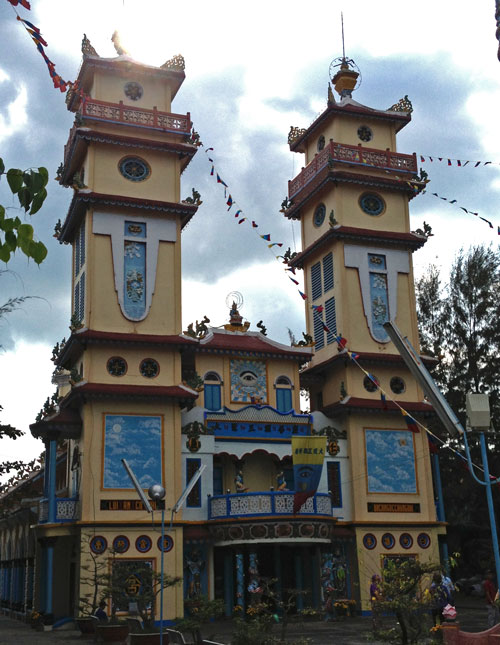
[0,0,499,468]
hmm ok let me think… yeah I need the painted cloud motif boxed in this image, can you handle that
[103,415,162,489]
[365,429,417,494]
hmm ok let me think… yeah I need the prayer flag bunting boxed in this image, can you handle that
[234,210,242,218]
[289,276,299,285]
[402,410,419,433]
[226,195,233,209]
[216,174,228,187]
[298,291,307,300]
[260,234,271,241]
[210,165,214,176]
[238,218,246,224]
[322,322,330,333]
[252,221,258,228]
[428,435,440,455]
[312,304,323,313]
[336,336,347,350]
[268,243,283,248]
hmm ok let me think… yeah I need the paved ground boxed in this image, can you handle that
[0,595,492,644]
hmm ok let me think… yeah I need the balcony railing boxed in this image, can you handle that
[39,497,80,523]
[208,491,333,520]
[288,140,418,199]
[63,99,191,168]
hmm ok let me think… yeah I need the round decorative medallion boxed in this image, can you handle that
[363,374,379,393]
[313,203,326,228]
[90,535,107,554]
[228,526,244,541]
[363,533,377,550]
[107,356,127,377]
[317,135,325,151]
[390,376,406,394]
[250,524,268,539]
[119,157,150,182]
[359,193,385,216]
[357,125,373,142]
[140,358,159,378]
[186,437,201,452]
[113,535,130,554]
[381,533,395,550]
[299,523,315,538]
[135,535,152,553]
[275,523,292,538]
[124,81,143,101]
[157,535,174,553]
[327,440,340,456]
[400,533,413,549]
[417,532,431,549]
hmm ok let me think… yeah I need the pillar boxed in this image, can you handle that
[235,550,245,612]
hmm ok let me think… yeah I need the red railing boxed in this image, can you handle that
[63,99,192,169]
[288,141,418,199]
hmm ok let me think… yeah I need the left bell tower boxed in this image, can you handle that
[31,36,200,622]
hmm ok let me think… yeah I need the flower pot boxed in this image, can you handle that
[77,617,96,638]
[95,623,130,644]
[129,633,162,645]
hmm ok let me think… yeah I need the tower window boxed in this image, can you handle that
[359,192,385,216]
[204,372,222,411]
[124,81,143,101]
[363,374,379,393]
[119,156,151,182]
[325,297,337,344]
[275,376,293,413]
[390,376,406,394]
[140,358,160,378]
[323,252,334,292]
[311,262,322,301]
[313,311,325,350]
[313,203,326,227]
[357,125,373,142]
[107,357,127,377]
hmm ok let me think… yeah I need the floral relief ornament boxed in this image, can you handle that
[372,296,387,322]
[126,269,144,302]
[124,241,142,259]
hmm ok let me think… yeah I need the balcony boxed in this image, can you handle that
[39,497,80,524]
[63,99,192,168]
[288,140,418,199]
[208,491,333,520]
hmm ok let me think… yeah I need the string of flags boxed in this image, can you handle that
[423,190,499,234]
[419,154,498,168]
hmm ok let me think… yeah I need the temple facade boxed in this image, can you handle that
[0,47,446,626]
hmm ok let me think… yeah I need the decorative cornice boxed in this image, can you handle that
[62,382,198,407]
[321,396,434,418]
[56,329,198,369]
[30,408,82,441]
[289,225,426,269]
[58,191,198,243]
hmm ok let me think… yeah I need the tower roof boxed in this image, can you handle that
[289,96,412,154]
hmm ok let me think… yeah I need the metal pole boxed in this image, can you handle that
[479,432,500,587]
[160,507,165,645]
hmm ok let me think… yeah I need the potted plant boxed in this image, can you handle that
[175,596,225,644]
[77,539,111,638]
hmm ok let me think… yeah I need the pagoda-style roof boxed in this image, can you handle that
[56,329,198,369]
[62,124,196,185]
[58,191,198,244]
[61,382,198,406]
[30,407,82,441]
[196,328,313,362]
[289,226,427,270]
[289,96,412,154]
[66,54,186,112]
[321,396,434,418]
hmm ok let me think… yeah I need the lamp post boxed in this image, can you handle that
[148,483,166,645]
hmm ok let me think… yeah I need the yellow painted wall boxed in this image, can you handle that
[346,414,436,524]
[79,527,184,620]
[303,115,396,165]
[92,68,173,112]
[78,400,182,524]
[355,526,443,611]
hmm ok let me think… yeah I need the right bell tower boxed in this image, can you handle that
[284,56,446,610]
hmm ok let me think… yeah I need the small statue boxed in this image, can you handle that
[329,210,338,228]
[257,320,267,336]
[235,470,248,493]
[276,471,287,491]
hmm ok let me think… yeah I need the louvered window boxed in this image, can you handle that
[74,221,85,276]
[323,252,334,292]
[313,310,325,350]
[73,271,85,322]
[325,297,337,344]
[73,221,86,324]
[327,462,342,507]
[311,262,322,301]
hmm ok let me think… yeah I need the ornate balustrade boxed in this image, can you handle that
[63,99,191,169]
[288,140,418,199]
[208,491,333,520]
[39,497,80,523]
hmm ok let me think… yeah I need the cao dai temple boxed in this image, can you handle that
[0,38,445,626]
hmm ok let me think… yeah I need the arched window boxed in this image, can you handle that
[204,372,222,411]
[275,376,293,413]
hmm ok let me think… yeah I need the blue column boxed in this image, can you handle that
[431,453,450,571]
[480,433,500,588]
[45,543,54,615]
[235,551,245,612]
[294,550,304,611]
[223,551,233,617]
[47,440,57,523]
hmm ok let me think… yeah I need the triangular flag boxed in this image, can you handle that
[289,276,299,285]
[268,243,283,248]
[298,291,307,300]
[227,195,233,210]
[216,174,228,187]
[238,218,246,224]
[402,410,419,433]
[260,234,271,241]
[252,221,258,228]
[234,210,242,218]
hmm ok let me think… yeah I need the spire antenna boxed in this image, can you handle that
[341,11,346,61]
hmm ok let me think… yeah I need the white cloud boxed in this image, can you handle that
[0,82,28,144]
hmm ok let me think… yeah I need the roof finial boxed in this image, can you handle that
[341,11,346,62]
[328,14,361,98]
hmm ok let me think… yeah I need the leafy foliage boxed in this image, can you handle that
[0,159,49,264]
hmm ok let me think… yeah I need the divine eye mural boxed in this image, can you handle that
[365,429,417,494]
[103,414,163,489]
[230,359,267,403]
